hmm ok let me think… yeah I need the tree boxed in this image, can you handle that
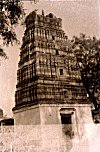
[0,0,25,56]
[71,34,100,110]
[0,0,37,58]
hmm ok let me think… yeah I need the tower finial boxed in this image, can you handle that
[42,10,44,16]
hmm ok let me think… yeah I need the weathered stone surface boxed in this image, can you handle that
[0,125,100,152]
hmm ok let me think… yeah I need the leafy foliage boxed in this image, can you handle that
[71,34,100,110]
[0,0,25,48]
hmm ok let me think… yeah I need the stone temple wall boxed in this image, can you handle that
[13,104,93,125]
[0,124,100,152]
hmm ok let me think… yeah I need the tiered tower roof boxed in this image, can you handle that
[13,11,88,111]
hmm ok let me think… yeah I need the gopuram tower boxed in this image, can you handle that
[13,11,92,125]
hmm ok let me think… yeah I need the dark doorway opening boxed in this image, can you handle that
[60,114,74,138]
[61,114,72,124]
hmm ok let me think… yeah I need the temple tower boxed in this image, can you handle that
[13,11,92,125]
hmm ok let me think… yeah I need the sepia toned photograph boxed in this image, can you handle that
[0,0,100,151]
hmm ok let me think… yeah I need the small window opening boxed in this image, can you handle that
[52,35,55,40]
[56,50,59,55]
[60,69,63,75]
[64,91,68,98]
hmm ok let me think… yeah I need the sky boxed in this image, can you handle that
[0,0,100,117]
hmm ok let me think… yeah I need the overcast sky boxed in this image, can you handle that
[0,0,99,117]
